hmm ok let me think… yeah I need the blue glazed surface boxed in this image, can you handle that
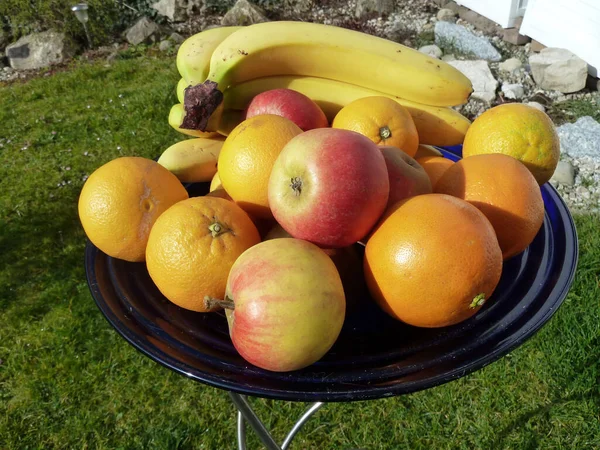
[85,147,578,402]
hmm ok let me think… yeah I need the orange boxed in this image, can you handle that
[462,103,560,185]
[332,96,419,157]
[78,156,188,262]
[435,154,544,260]
[416,156,455,190]
[364,194,502,328]
[145,196,260,312]
[217,114,302,218]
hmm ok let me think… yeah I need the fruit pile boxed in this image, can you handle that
[78,21,561,373]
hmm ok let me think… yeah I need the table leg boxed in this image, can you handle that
[281,402,324,450]
[229,392,325,450]
[229,392,281,450]
[237,411,247,450]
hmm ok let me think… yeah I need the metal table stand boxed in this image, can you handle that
[229,392,324,450]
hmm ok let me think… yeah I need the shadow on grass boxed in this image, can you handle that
[492,332,600,448]
[0,201,85,317]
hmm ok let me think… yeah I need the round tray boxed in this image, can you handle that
[85,147,578,402]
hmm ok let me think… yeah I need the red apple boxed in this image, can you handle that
[222,238,346,372]
[268,128,389,248]
[381,146,432,208]
[245,88,329,131]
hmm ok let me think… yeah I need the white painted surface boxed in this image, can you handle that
[520,0,600,76]
[455,0,524,28]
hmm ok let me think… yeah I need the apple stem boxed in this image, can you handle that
[204,296,235,310]
[290,177,303,196]
[379,126,392,140]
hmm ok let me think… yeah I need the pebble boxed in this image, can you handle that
[436,8,457,22]
[550,161,575,186]
[418,44,442,59]
[501,83,525,99]
[525,101,545,113]
[499,57,522,74]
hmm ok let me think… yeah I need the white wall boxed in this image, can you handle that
[455,0,524,28]
[520,0,600,76]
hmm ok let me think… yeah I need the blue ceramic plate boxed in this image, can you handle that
[85,147,578,402]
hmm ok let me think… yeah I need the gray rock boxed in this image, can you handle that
[5,31,76,70]
[448,60,498,103]
[499,57,522,74]
[159,40,172,51]
[125,17,160,45]
[434,21,501,61]
[501,83,524,99]
[356,0,394,18]
[152,0,186,21]
[441,53,456,62]
[283,0,314,16]
[436,8,457,22]
[152,0,200,21]
[550,161,575,186]
[169,32,185,44]
[529,48,588,93]
[418,44,442,59]
[526,101,546,113]
[557,116,600,158]
[221,0,269,26]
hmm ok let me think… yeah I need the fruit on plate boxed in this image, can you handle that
[380,146,432,208]
[168,103,222,138]
[209,171,222,192]
[223,76,472,147]
[211,238,345,372]
[332,96,419,157]
[205,21,471,106]
[435,153,544,260]
[179,21,472,132]
[364,194,503,328]
[218,114,302,219]
[177,77,187,103]
[462,103,560,185]
[206,188,232,201]
[146,196,260,312]
[176,26,243,85]
[78,157,189,262]
[269,128,389,248]
[245,88,329,131]
[414,144,443,159]
[416,155,455,190]
[157,136,225,183]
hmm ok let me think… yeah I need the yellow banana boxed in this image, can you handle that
[169,104,244,138]
[176,26,243,84]
[224,76,471,147]
[204,21,472,107]
[169,104,222,138]
[415,144,443,159]
[177,77,188,103]
[158,136,225,183]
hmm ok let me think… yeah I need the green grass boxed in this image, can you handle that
[1,54,600,449]
[547,97,600,126]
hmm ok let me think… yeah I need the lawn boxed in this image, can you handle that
[1,51,599,449]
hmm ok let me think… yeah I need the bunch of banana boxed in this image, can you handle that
[172,21,474,146]
[157,136,225,183]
